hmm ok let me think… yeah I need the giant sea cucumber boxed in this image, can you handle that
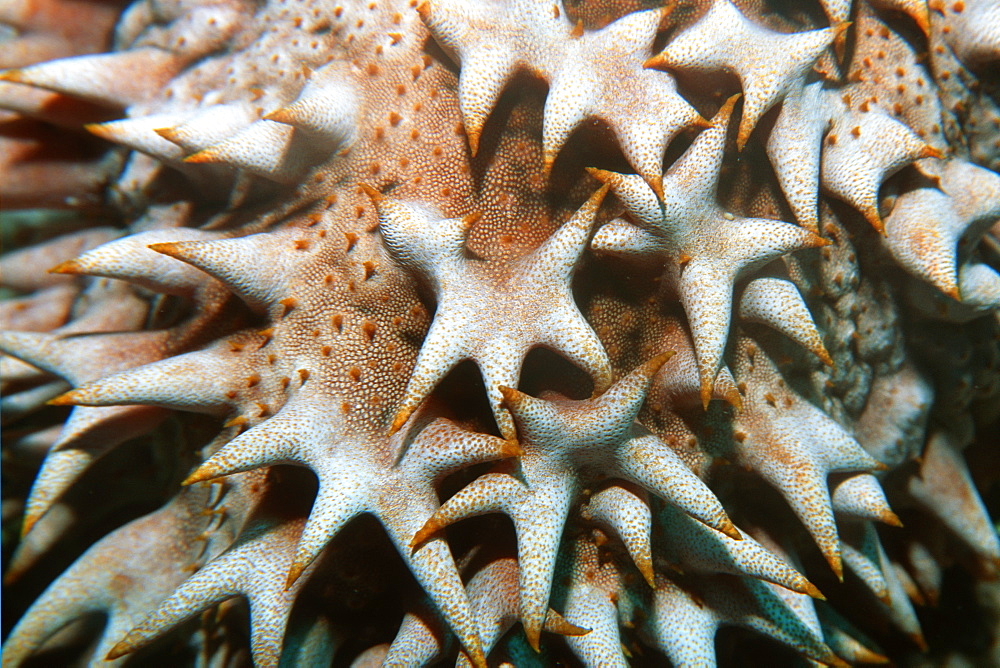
[1,0,1000,665]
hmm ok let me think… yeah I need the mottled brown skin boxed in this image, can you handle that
[2,0,1000,665]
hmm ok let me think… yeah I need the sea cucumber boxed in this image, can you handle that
[2,0,999,665]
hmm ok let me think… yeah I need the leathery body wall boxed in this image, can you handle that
[2,0,1000,665]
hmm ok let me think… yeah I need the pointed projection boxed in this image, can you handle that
[109,520,313,668]
[884,158,1000,301]
[265,62,357,145]
[419,0,700,192]
[821,101,940,234]
[413,354,737,649]
[85,113,191,162]
[369,184,612,440]
[585,484,822,598]
[156,102,258,153]
[738,277,832,366]
[0,48,183,108]
[726,338,881,579]
[647,0,840,149]
[650,575,846,667]
[765,80,829,232]
[183,394,519,667]
[3,490,220,667]
[591,99,826,407]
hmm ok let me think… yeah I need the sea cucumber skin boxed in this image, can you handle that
[1,0,999,665]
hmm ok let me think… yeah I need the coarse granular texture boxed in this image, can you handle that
[1,0,1000,665]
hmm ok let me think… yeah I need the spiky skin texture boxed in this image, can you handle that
[1,0,1000,666]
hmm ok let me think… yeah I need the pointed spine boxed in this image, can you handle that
[51,346,241,416]
[265,73,357,144]
[149,231,302,313]
[85,113,190,161]
[50,229,222,296]
[0,48,183,108]
[738,277,832,366]
[184,119,305,183]
[583,486,655,586]
[156,102,257,152]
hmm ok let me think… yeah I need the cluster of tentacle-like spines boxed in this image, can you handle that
[2,0,1000,665]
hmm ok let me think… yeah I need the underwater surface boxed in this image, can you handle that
[2,0,1000,665]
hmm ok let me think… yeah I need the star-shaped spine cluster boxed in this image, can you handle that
[1,0,999,665]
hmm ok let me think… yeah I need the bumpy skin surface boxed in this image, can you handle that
[1,0,1000,665]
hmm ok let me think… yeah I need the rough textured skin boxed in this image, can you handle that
[1,0,999,665]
